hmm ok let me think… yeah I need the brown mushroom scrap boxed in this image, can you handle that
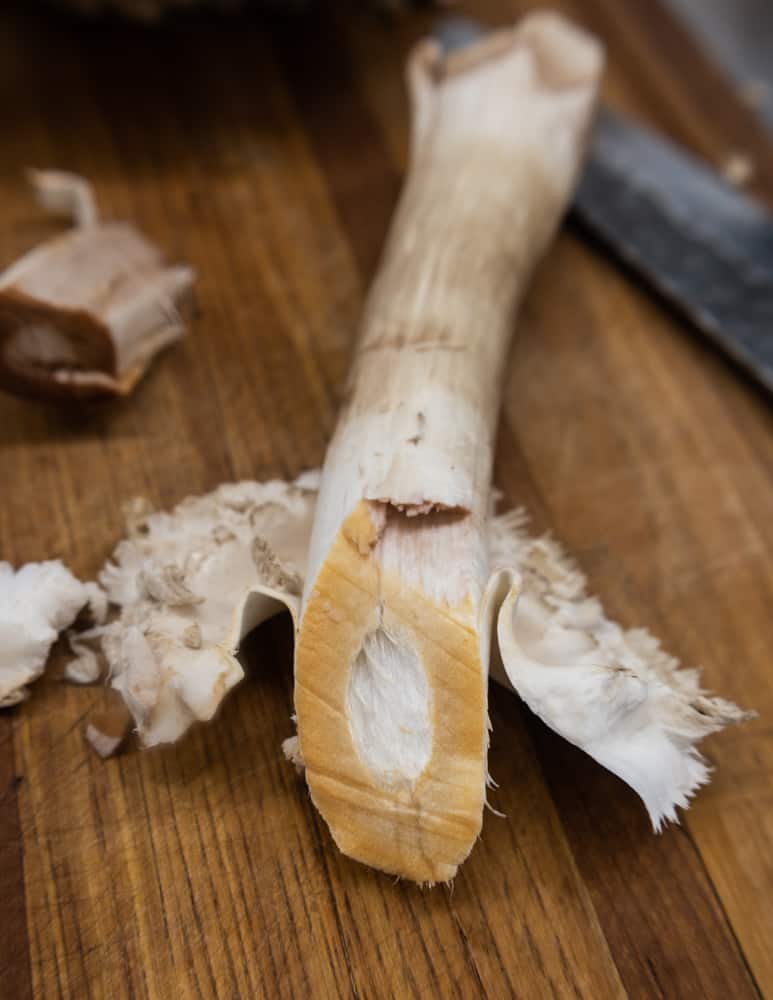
[0,170,194,400]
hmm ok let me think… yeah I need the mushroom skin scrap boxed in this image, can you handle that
[89,476,317,746]
[487,511,753,831]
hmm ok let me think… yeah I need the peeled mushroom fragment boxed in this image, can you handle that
[0,170,194,400]
[0,560,92,706]
[488,510,753,829]
[89,476,318,747]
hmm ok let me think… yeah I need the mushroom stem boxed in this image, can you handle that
[294,14,604,883]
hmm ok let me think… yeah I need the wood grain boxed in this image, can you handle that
[1,1,771,997]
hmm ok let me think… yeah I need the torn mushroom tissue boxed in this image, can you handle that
[0,560,93,706]
[58,472,747,839]
[84,476,318,746]
[487,511,751,831]
[1,473,749,855]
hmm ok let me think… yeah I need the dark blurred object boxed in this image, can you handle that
[439,15,773,397]
[50,0,415,20]
[665,0,773,127]
[54,0,277,19]
[575,109,773,395]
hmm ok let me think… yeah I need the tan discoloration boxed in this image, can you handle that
[182,623,202,649]
[296,503,486,884]
[0,288,116,396]
[355,322,457,355]
[341,500,385,557]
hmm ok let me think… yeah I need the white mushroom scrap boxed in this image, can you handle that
[0,560,92,706]
[86,475,318,746]
[487,511,752,830]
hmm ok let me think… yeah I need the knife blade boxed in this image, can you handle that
[434,17,773,395]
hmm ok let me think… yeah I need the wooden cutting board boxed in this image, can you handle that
[1,1,771,996]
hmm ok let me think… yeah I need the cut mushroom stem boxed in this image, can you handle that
[0,170,194,400]
[293,14,604,883]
